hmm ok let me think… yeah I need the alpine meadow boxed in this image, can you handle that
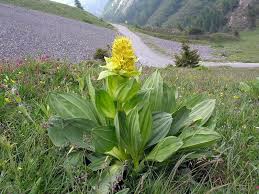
[0,0,259,193]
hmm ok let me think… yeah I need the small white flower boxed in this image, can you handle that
[11,87,17,95]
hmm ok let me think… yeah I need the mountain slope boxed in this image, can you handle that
[103,0,258,32]
[0,0,111,28]
[82,0,109,16]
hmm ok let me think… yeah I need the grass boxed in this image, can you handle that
[128,25,208,44]
[0,59,258,193]
[0,0,112,29]
[213,28,259,63]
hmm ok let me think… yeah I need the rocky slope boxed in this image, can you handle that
[228,0,259,29]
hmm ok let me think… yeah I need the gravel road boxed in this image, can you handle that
[114,24,259,68]
[0,3,115,63]
[138,32,218,61]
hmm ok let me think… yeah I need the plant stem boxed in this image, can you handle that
[133,159,139,172]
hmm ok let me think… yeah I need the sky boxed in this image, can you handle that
[50,0,108,16]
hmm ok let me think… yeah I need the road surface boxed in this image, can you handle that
[113,24,259,68]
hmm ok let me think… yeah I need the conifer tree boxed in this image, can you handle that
[74,0,84,10]
[175,42,201,68]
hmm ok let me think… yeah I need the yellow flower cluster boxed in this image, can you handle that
[105,37,138,75]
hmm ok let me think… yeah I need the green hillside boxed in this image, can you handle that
[104,0,258,32]
[0,0,111,28]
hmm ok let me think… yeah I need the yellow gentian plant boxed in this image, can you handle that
[47,36,220,193]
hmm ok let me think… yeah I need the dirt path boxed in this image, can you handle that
[114,24,259,68]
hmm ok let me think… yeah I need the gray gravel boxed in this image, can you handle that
[138,32,219,61]
[0,3,115,63]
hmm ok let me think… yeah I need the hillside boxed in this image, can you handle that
[0,0,111,28]
[82,0,109,16]
[103,0,258,32]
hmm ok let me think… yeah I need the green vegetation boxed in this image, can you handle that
[104,0,240,32]
[129,25,238,44]
[94,48,110,61]
[1,58,259,193]
[175,42,201,68]
[0,0,111,28]
[213,28,259,62]
[240,77,259,100]
[47,63,220,192]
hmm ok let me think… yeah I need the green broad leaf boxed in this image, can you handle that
[162,84,177,113]
[170,107,191,135]
[48,118,96,150]
[114,111,127,147]
[64,152,83,171]
[188,99,216,126]
[171,99,216,135]
[87,75,96,106]
[107,75,127,98]
[115,78,140,102]
[115,108,143,161]
[91,162,124,194]
[139,103,152,147]
[145,136,183,162]
[48,93,99,124]
[148,112,173,147]
[179,128,221,150]
[87,76,106,125]
[88,155,111,171]
[92,126,117,153]
[178,94,207,110]
[122,90,148,114]
[98,70,117,80]
[203,116,217,130]
[96,90,116,119]
[142,70,163,111]
[106,147,129,161]
[125,107,143,160]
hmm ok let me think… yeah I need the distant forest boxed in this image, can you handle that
[104,0,253,32]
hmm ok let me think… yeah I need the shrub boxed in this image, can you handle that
[233,30,240,38]
[188,27,204,35]
[175,42,201,68]
[240,77,259,100]
[47,37,220,193]
[93,48,109,61]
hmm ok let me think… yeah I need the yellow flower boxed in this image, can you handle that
[4,98,11,103]
[105,36,138,75]
[233,95,240,99]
